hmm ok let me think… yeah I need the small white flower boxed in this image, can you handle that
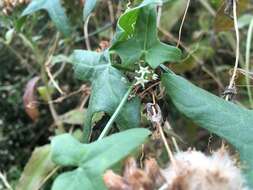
[134,76,149,88]
[152,73,159,80]
[137,66,151,76]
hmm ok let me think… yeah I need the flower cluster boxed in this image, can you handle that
[134,66,158,88]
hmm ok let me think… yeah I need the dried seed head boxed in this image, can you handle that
[104,149,248,190]
[162,149,248,190]
[1,0,30,14]
[104,157,165,190]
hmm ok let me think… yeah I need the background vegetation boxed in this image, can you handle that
[0,0,253,189]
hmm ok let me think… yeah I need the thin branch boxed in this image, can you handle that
[43,32,64,132]
[157,123,176,165]
[177,0,191,47]
[84,15,92,50]
[148,95,176,165]
[164,120,180,153]
[38,167,60,190]
[225,0,240,101]
[45,57,65,95]
[245,18,253,107]
[159,27,224,88]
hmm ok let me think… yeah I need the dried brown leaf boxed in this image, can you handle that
[214,0,249,32]
[23,76,40,121]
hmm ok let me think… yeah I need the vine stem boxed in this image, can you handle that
[84,15,91,50]
[176,0,191,47]
[245,18,253,108]
[0,172,12,190]
[225,0,240,101]
[98,85,134,140]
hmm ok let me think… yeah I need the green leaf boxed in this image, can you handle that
[111,4,181,68]
[16,145,57,190]
[70,50,141,141]
[162,73,253,185]
[59,109,86,125]
[21,0,71,36]
[83,0,98,21]
[51,128,151,190]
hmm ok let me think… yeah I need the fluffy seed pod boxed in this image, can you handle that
[162,149,248,190]
[104,149,248,190]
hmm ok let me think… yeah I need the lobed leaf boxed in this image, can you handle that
[162,73,253,185]
[111,3,181,68]
[51,128,151,190]
[70,50,141,141]
[22,0,71,36]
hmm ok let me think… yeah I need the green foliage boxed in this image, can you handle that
[162,73,253,185]
[83,0,98,21]
[22,0,71,35]
[6,0,253,189]
[51,128,150,190]
[111,4,181,68]
[70,50,141,141]
[16,145,56,190]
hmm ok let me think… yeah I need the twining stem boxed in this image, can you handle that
[176,0,191,47]
[225,0,240,101]
[98,85,134,140]
[245,18,253,108]
[84,15,91,50]
[157,123,176,166]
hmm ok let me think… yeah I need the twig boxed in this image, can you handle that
[159,27,224,88]
[147,95,176,165]
[139,81,160,98]
[49,85,90,103]
[245,18,253,108]
[98,85,133,140]
[43,33,64,132]
[45,57,65,95]
[38,167,60,190]
[177,0,191,47]
[164,121,180,153]
[84,15,92,50]
[157,123,176,165]
[225,0,240,101]
[0,171,12,190]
